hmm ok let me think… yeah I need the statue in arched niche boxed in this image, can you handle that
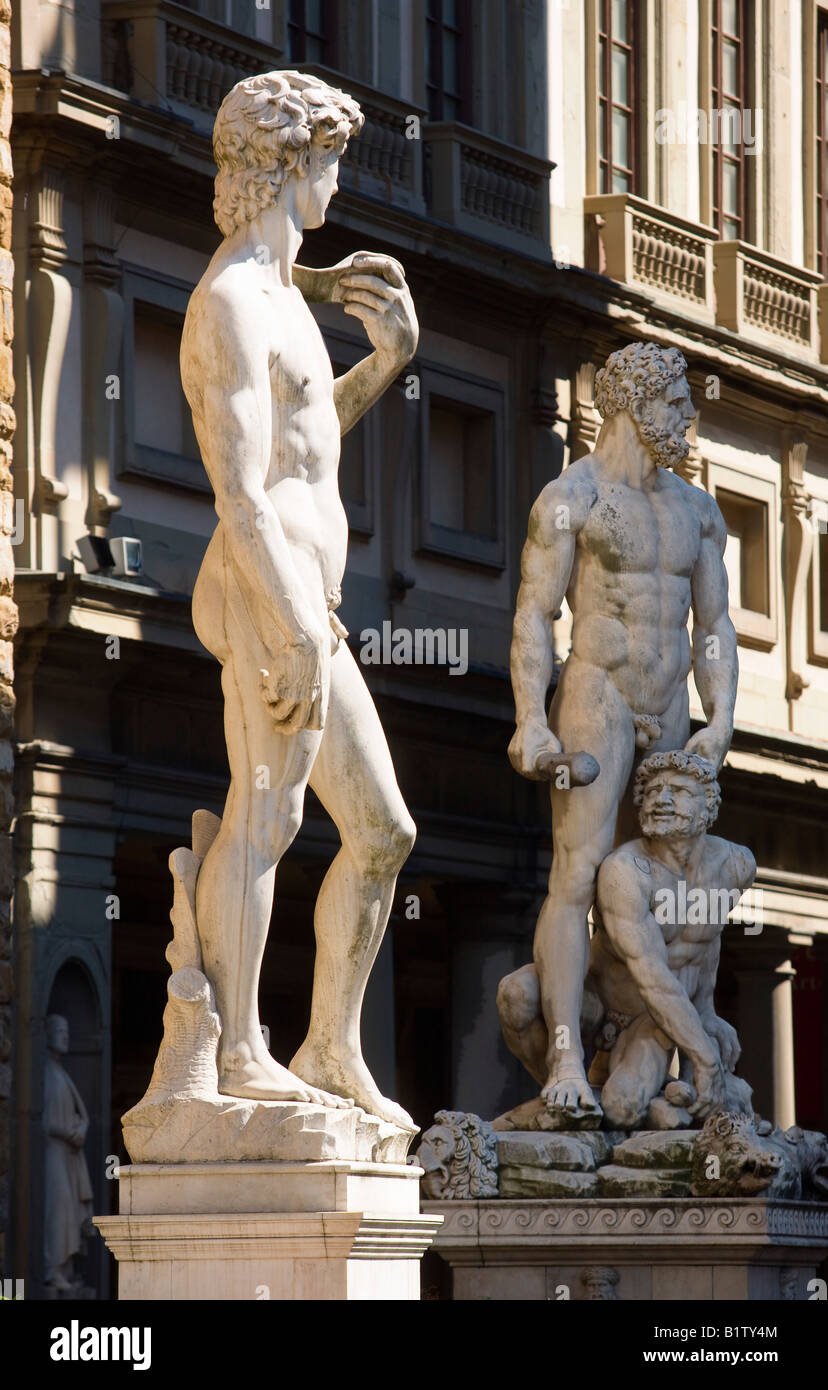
[43,1014,94,1291]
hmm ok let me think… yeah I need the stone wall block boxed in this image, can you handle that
[0,836,14,901]
[0,343,12,400]
[0,595,16,640]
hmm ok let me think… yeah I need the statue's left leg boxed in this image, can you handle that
[290,640,417,1129]
[497,964,548,1085]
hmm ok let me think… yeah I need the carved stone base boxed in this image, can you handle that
[423,1197,828,1301]
[123,1096,412,1166]
[95,1161,442,1301]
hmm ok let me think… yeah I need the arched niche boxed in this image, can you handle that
[45,958,105,1295]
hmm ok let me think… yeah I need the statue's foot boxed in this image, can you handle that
[291,1044,417,1131]
[541,1066,603,1122]
[218,1053,352,1108]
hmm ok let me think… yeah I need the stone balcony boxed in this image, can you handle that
[425,123,554,256]
[99,4,553,248]
[302,65,427,217]
[714,240,822,362]
[101,2,426,214]
[584,193,717,322]
[101,0,273,128]
[585,192,828,362]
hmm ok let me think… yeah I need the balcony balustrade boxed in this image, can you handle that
[584,193,717,321]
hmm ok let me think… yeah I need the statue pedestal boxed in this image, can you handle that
[95,1161,441,1301]
[423,1198,828,1301]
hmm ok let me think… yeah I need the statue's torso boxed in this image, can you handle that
[592,836,743,1012]
[567,467,702,714]
[187,266,349,625]
[263,283,348,594]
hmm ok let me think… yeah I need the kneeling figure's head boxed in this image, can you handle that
[634,750,720,840]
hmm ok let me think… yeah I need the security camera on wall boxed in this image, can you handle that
[110,538,143,577]
[76,535,143,578]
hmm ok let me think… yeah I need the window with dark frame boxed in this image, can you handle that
[133,305,200,467]
[598,0,637,194]
[820,530,828,632]
[428,398,497,540]
[176,0,257,36]
[331,358,369,521]
[287,0,335,66]
[324,329,376,537]
[426,0,470,123]
[717,489,769,616]
[818,13,828,277]
[417,364,505,570]
[711,0,747,240]
[118,268,211,495]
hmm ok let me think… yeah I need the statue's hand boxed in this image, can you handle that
[701,1014,741,1072]
[684,726,728,771]
[334,253,418,365]
[508,720,563,781]
[296,251,405,304]
[259,623,328,734]
[688,1055,728,1118]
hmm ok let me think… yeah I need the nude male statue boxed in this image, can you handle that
[503,343,738,1124]
[43,1015,94,1290]
[179,71,418,1127]
[498,753,755,1131]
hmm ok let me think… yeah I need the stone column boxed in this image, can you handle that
[735,952,797,1129]
[771,960,797,1131]
[0,0,14,1280]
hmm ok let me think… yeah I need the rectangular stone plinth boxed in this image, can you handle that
[116,1159,421,1216]
[424,1198,828,1301]
[95,1161,442,1301]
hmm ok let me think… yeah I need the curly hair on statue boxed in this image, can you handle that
[593,342,688,419]
[428,1111,499,1199]
[633,749,721,825]
[212,70,363,238]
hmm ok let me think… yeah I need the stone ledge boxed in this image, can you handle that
[424,1197,828,1249]
[94,1210,442,1262]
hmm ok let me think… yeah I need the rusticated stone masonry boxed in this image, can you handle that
[0,0,16,1276]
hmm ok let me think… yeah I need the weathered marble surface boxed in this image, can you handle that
[498,752,756,1135]
[95,1160,441,1301]
[691,1110,828,1201]
[423,1196,828,1301]
[414,1111,828,1203]
[505,343,738,1125]
[128,69,422,1162]
[124,815,410,1164]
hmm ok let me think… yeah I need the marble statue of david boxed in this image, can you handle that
[180,71,417,1128]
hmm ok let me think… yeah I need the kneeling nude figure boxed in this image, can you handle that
[498,752,755,1129]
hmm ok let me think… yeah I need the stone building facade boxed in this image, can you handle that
[4,0,828,1296]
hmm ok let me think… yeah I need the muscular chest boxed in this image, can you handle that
[269,315,335,410]
[580,482,700,577]
[649,849,734,945]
